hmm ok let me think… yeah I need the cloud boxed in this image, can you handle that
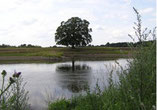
[0,0,155,46]
[140,8,154,14]
[103,13,129,20]
[21,19,38,25]
[122,0,131,4]
[96,27,104,31]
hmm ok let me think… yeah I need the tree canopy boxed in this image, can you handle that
[55,17,92,48]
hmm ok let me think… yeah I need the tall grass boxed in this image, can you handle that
[48,8,156,110]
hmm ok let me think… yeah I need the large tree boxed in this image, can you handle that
[55,17,92,48]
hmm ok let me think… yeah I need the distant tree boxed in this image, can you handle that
[53,45,57,48]
[87,44,92,47]
[0,44,16,48]
[27,44,33,47]
[105,42,110,47]
[55,17,92,49]
[18,44,41,48]
[100,44,105,47]
[19,44,27,47]
[104,41,154,47]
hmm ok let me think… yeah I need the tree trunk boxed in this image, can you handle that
[72,60,75,72]
[72,44,75,49]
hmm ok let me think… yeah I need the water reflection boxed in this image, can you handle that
[0,59,129,110]
[56,61,91,92]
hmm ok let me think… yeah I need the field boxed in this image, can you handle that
[0,47,132,63]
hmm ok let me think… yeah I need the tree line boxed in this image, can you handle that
[0,44,41,48]
[0,40,154,48]
[104,40,155,47]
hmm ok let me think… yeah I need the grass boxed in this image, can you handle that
[0,47,131,63]
[0,47,132,64]
[0,48,63,57]
[0,47,131,57]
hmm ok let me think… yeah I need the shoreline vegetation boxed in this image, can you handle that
[0,47,132,63]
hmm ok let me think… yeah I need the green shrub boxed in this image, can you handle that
[48,99,71,110]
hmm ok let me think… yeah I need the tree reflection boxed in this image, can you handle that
[56,61,91,93]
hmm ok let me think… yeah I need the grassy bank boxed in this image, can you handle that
[0,47,131,57]
[0,47,132,63]
[0,48,63,57]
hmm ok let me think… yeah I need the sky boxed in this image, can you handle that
[0,0,156,47]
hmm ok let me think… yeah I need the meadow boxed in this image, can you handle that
[0,47,132,63]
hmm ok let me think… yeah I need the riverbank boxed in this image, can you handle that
[0,47,132,63]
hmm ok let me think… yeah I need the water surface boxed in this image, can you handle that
[0,59,130,110]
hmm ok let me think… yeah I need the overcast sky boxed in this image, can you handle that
[0,0,156,47]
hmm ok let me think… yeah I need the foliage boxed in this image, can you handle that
[0,44,41,48]
[55,17,92,48]
[0,44,16,48]
[48,8,156,110]
[105,40,154,47]
[18,44,41,48]
[0,71,29,110]
[48,99,71,110]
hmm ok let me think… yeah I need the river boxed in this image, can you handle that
[0,58,130,110]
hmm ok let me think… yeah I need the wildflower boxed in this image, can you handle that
[13,72,21,78]
[9,77,15,84]
[1,70,7,77]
